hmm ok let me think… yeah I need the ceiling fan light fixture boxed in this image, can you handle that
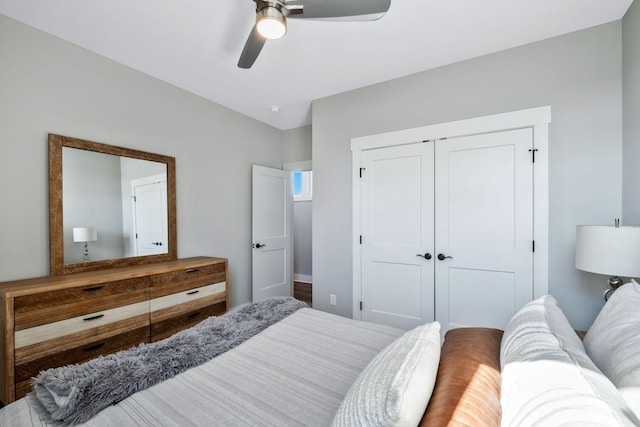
[256,6,287,40]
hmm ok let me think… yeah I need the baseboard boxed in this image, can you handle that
[294,274,312,284]
[229,302,252,312]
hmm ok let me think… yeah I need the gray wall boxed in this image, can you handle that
[282,125,312,164]
[623,1,640,224]
[293,200,312,278]
[312,22,623,330]
[0,14,283,309]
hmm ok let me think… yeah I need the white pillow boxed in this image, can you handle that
[584,279,640,419]
[500,295,639,426]
[331,322,441,427]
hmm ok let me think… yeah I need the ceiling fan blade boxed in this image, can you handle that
[285,0,391,21]
[238,24,266,69]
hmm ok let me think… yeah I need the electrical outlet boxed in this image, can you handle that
[329,294,336,306]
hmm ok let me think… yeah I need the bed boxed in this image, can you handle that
[1,280,639,426]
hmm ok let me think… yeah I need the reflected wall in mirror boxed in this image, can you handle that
[50,134,177,275]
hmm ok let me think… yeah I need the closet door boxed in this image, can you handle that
[434,128,534,332]
[360,142,435,329]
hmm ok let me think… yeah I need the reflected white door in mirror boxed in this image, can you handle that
[132,174,168,256]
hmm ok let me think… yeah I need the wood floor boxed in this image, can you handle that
[294,281,312,306]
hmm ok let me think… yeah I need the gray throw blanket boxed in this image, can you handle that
[31,297,307,426]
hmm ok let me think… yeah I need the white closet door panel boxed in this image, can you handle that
[368,262,423,320]
[435,128,533,332]
[447,144,516,250]
[369,155,423,246]
[361,142,435,329]
[447,268,516,328]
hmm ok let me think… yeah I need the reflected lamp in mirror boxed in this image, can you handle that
[575,224,640,300]
[73,227,98,263]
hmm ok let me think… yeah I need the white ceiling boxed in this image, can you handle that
[0,0,633,130]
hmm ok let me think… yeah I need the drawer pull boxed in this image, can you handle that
[186,268,199,273]
[83,342,105,352]
[82,285,105,292]
[187,311,202,319]
[186,290,200,296]
[83,314,105,322]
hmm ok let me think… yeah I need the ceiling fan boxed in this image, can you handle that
[238,0,392,69]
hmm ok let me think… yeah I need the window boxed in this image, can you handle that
[292,170,312,201]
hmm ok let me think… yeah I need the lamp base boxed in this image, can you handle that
[82,242,90,263]
[604,276,624,301]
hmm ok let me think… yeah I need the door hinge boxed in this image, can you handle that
[359,301,363,311]
[135,233,138,239]
[528,148,539,163]
[532,240,535,252]
[359,235,363,244]
[359,167,366,178]
[133,196,137,202]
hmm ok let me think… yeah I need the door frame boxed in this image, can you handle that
[350,106,551,320]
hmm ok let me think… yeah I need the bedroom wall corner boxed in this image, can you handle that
[622,0,640,225]
[282,125,312,165]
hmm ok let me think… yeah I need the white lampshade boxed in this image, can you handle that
[73,227,97,243]
[575,225,640,278]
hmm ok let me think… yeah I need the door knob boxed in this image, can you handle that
[416,253,432,260]
[253,243,267,249]
[437,253,452,261]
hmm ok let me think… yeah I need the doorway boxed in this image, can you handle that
[284,161,313,306]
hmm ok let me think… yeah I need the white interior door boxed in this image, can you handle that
[360,142,435,329]
[252,164,292,302]
[133,176,167,256]
[434,128,534,332]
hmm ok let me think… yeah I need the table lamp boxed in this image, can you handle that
[73,227,98,262]
[575,221,640,300]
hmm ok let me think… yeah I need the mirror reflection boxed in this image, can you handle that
[62,147,168,264]
[50,133,176,275]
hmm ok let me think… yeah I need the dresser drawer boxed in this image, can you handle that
[150,282,226,339]
[14,326,149,400]
[150,282,225,313]
[15,301,149,350]
[14,277,149,330]
[151,301,227,342]
[149,263,226,299]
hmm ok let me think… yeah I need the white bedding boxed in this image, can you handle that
[0,308,403,426]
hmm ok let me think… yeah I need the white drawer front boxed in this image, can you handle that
[150,282,226,312]
[15,301,149,349]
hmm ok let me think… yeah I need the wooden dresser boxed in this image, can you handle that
[0,256,227,405]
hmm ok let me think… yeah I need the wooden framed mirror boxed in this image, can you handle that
[49,134,177,275]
